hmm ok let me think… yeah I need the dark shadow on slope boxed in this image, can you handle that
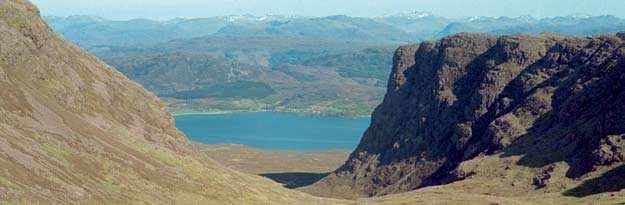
[423,36,568,187]
[500,39,625,178]
[330,34,625,197]
[428,36,625,191]
[260,172,329,189]
[563,164,625,197]
[498,111,570,167]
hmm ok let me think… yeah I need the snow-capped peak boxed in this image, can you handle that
[219,14,295,22]
[467,16,489,22]
[568,13,592,19]
[381,11,434,19]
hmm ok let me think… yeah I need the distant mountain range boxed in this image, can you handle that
[44,14,625,116]
[46,13,625,48]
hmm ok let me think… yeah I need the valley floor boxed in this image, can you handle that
[200,144,625,204]
[197,144,349,189]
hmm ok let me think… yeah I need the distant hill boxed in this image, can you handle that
[434,15,625,38]
[213,15,416,43]
[45,14,416,49]
[45,14,625,116]
[48,14,625,48]
[93,36,393,116]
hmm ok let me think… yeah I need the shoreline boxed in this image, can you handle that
[171,110,267,117]
[195,143,353,154]
[171,109,372,119]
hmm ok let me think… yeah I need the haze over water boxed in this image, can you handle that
[175,112,371,151]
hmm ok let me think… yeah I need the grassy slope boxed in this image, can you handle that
[363,154,625,205]
[0,1,342,204]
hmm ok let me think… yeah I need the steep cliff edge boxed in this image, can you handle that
[314,32,625,197]
[0,1,341,204]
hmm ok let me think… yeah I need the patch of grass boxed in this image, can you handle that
[0,176,17,189]
[130,141,206,180]
[0,6,25,30]
[41,142,71,162]
[101,177,123,193]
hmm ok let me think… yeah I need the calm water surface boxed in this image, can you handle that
[175,112,371,151]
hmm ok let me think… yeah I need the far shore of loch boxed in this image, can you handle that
[171,110,371,118]
[171,110,245,116]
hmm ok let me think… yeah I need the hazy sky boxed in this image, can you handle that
[31,0,625,20]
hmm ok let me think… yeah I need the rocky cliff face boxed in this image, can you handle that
[0,1,335,204]
[317,32,625,197]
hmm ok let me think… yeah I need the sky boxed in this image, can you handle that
[31,0,625,20]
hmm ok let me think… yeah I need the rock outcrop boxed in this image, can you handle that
[317,32,625,197]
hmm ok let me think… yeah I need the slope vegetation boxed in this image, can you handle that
[0,0,340,204]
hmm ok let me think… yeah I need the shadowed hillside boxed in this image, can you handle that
[310,32,625,200]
